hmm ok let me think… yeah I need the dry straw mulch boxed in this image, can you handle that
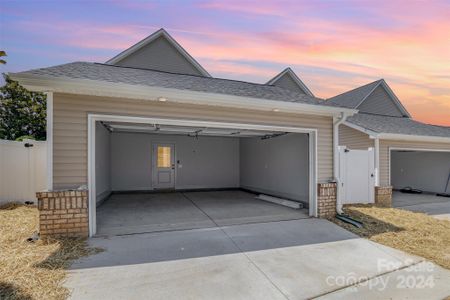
[0,203,101,300]
[332,204,450,270]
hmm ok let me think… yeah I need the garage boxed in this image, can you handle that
[90,115,317,236]
[390,148,450,208]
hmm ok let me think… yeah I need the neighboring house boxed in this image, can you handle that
[328,79,450,194]
[9,28,449,237]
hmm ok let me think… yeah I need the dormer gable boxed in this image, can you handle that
[106,28,210,77]
[266,68,314,96]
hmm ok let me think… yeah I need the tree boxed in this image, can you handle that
[0,74,47,141]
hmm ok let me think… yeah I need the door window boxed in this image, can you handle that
[157,146,171,168]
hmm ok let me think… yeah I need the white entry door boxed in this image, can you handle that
[339,147,375,204]
[152,143,175,189]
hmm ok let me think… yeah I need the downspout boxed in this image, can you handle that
[333,112,347,214]
[374,137,380,186]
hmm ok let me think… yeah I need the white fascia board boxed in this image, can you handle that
[10,73,357,117]
[378,133,450,143]
[343,121,378,137]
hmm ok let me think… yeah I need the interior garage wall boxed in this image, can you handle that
[391,151,450,193]
[95,123,111,204]
[240,133,309,202]
[110,132,240,191]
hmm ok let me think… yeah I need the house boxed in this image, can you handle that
[329,79,450,201]
[9,28,449,238]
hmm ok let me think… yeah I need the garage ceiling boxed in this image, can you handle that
[101,121,285,138]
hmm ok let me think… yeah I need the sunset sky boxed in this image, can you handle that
[1,0,449,125]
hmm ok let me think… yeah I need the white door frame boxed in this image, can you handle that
[88,113,318,236]
[388,147,450,186]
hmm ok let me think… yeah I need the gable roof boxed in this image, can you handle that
[327,79,411,118]
[106,28,211,77]
[266,68,314,97]
[10,61,338,105]
[346,113,450,140]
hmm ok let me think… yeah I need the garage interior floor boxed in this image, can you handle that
[96,190,309,236]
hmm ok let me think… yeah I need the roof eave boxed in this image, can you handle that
[344,120,450,143]
[378,133,450,143]
[9,73,356,118]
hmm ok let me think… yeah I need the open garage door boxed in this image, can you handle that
[391,149,450,207]
[88,115,317,236]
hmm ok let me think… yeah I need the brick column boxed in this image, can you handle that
[36,190,89,238]
[375,186,392,207]
[317,183,337,218]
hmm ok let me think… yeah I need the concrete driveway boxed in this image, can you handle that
[393,191,450,221]
[65,218,450,299]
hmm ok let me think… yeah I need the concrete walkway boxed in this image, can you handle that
[393,191,450,221]
[65,218,450,299]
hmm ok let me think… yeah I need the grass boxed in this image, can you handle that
[0,203,102,300]
[332,204,450,270]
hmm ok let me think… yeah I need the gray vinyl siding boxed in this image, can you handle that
[358,86,404,117]
[271,73,307,94]
[379,140,450,186]
[52,93,334,189]
[114,36,204,76]
[339,125,374,150]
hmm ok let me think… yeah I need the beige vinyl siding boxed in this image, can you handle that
[52,93,334,189]
[114,36,204,76]
[379,139,450,186]
[271,73,307,94]
[339,125,374,150]
[358,86,404,117]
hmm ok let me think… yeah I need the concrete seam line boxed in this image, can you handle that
[181,192,291,300]
[309,260,426,299]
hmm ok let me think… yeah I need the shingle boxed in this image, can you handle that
[327,80,382,108]
[347,113,450,138]
[13,62,336,106]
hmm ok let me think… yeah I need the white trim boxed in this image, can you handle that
[45,92,53,191]
[309,130,318,217]
[88,114,319,236]
[374,137,380,186]
[342,121,378,137]
[105,28,211,77]
[378,133,450,143]
[333,113,349,214]
[266,67,314,97]
[10,74,356,118]
[355,80,411,118]
[388,147,450,186]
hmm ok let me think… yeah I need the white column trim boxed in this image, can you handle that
[374,137,380,186]
[45,92,53,191]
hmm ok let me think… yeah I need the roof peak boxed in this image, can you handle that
[266,67,314,96]
[105,28,211,77]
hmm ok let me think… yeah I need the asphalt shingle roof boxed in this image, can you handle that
[13,62,336,106]
[347,113,450,138]
[327,80,382,108]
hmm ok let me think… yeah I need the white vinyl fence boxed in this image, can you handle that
[0,139,47,204]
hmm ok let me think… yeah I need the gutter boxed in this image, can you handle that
[9,73,357,117]
[333,112,348,214]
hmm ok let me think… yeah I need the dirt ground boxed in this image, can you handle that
[332,204,450,270]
